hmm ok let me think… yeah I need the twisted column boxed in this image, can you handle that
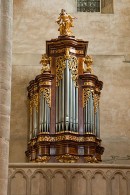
[0,0,13,195]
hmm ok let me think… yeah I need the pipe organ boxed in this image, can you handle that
[26,9,104,163]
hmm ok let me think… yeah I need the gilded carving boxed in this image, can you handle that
[40,54,51,73]
[29,99,33,115]
[83,55,93,73]
[40,88,51,107]
[68,56,78,86]
[56,9,76,36]
[56,56,66,86]
[33,93,39,111]
[93,93,100,113]
[83,88,91,107]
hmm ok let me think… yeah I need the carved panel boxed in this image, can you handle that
[111,172,127,195]
[91,172,107,195]
[31,171,48,195]
[71,171,87,195]
[10,171,27,195]
[51,171,67,195]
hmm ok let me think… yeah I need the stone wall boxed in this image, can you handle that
[8,163,130,195]
[10,0,130,162]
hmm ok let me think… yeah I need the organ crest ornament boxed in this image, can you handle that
[26,10,104,163]
[56,9,76,36]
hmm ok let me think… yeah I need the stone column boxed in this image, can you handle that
[0,0,13,195]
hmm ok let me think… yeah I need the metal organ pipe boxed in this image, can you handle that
[69,69,73,131]
[75,86,78,132]
[59,79,62,131]
[61,71,64,131]
[65,60,70,131]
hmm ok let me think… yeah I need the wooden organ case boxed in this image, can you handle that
[26,9,104,163]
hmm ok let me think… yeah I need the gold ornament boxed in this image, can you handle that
[83,55,93,73]
[40,54,51,73]
[40,88,51,107]
[68,56,78,86]
[56,56,66,86]
[33,93,39,111]
[56,9,76,36]
[93,93,100,113]
[83,88,91,107]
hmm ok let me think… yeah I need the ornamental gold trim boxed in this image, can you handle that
[40,54,51,73]
[33,93,39,111]
[83,55,93,74]
[56,56,66,86]
[40,88,51,107]
[68,56,78,86]
[93,93,100,113]
[83,88,91,107]
[29,99,33,115]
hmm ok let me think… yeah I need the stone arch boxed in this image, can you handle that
[110,170,127,195]
[9,170,28,195]
[30,169,49,195]
[70,170,87,195]
[51,169,68,195]
[91,170,107,195]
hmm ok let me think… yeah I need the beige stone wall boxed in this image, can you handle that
[10,0,130,162]
[8,163,130,195]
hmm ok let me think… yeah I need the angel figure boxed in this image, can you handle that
[56,9,76,36]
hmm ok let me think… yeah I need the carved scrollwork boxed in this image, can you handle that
[56,56,66,86]
[33,93,39,111]
[68,56,78,86]
[40,88,51,107]
[29,99,33,115]
[93,93,100,113]
[40,54,51,73]
[83,88,91,107]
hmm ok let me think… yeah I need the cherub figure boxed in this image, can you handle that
[56,9,76,36]
[83,55,93,74]
[40,54,50,73]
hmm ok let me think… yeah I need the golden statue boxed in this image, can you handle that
[56,9,76,36]
[83,55,93,74]
[40,54,51,73]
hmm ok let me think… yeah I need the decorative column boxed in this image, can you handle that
[0,0,13,195]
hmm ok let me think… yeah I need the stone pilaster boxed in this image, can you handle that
[0,0,13,195]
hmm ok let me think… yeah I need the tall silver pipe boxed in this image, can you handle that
[56,86,59,132]
[48,107,50,132]
[85,103,88,133]
[46,104,48,132]
[65,60,69,130]
[87,97,90,133]
[42,95,45,132]
[96,106,100,138]
[75,86,78,132]
[83,107,86,133]
[61,71,64,130]
[39,93,42,133]
[69,70,73,131]
[29,113,32,139]
[72,80,75,132]
[33,107,37,137]
[59,79,62,131]
[90,93,94,133]
[44,100,47,132]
